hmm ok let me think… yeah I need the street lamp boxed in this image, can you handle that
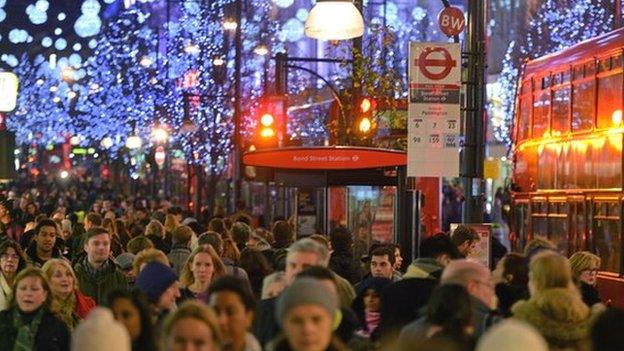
[305,0,364,40]
[151,124,169,144]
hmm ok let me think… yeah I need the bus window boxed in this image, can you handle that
[512,202,530,252]
[596,72,623,129]
[533,90,551,137]
[572,79,595,131]
[548,202,569,254]
[531,201,548,238]
[593,202,621,273]
[595,138,621,188]
[537,144,555,189]
[517,95,532,141]
[552,86,571,133]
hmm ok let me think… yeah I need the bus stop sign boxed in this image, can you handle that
[438,6,465,37]
[414,47,457,81]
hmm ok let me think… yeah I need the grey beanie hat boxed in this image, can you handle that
[275,278,338,326]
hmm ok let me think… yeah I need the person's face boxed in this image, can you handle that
[0,204,7,218]
[579,266,599,286]
[111,297,142,341]
[209,291,253,347]
[371,255,393,279]
[191,253,215,284]
[35,225,57,253]
[16,276,48,313]
[393,247,403,271]
[363,289,381,312]
[167,317,217,351]
[458,240,477,257]
[157,281,180,311]
[26,204,36,215]
[48,264,74,297]
[103,201,112,211]
[93,203,101,213]
[285,251,320,284]
[0,247,20,275]
[283,304,333,351]
[84,233,111,264]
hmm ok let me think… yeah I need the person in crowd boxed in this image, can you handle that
[0,198,23,243]
[512,251,594,351]
[179,244,226,303]
[132,248,170,278]
[73,227,128,304]
[163,300,223,351]
[134,207,150,227]
[379,233,459,341]
[523,236,557,261]
[164,213,180,239]
[42,259,95,330]
[127,235,155,254]
[475,319,548,351]
[152,210,166,225]
[168,225,194,276]
[115,219,131,248]
[199,231,249,280]
[60,219,72,241]
[145,219,171,254]
[399,284,475,351]
[71,306,131,351]
[239,247,273,299]
[26,218,65,267]
[208,217,228,237]
[368,245,398,281]
[351,277,392,340]
[19,213,47,249]
[450,225,480,258]
[135,261,181,324]
[103,217,124,257]
[115,252,136,283]
[232,222,253,253]
[22,201,39,224]
[569,251,603,307]
[271,220,295,270]
[107,289,159,351]
[329,226,361,285]
[0,239,28,309]
[590,307,624,351]
[271,278,348,351]
[0,267,70,351]
[223,237,242,265]
[492,252,529,317]
[208,276,261,351]
[391,243,404,275]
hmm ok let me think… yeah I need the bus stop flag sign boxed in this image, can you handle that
[407,42,461,177]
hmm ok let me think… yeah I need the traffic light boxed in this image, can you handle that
[355,97,376,137]
[255,95,285,148]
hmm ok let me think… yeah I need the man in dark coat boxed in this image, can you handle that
[328,226,362,284]
[26,219,65,267]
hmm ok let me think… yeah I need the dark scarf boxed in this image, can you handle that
[13,308,44,351]
[81,257,112,280]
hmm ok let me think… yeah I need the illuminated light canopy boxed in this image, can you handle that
[100,137,113,149]
[9,29,29,44]
[412,6,426,21]
[35,0,49,12]
[0,9,5,23]
[254,44,269,56]
[81,0,101,16]
[26,4,47,25]
[54,28,62,35]
[152,126,169,143]
[126,135,142,149]
[305,0,364,40]
[73,43,82,51]
[88,39,98,48]
[222,19,237,30]
[58,12,66,21]
[260,113,274,127]
[54,38,67,50]
[296,9,309,21]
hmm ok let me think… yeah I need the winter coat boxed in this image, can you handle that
[330,249,362,284]
[496,282,529,317]
[579,282,602,307]
[0,307,70,351]
[512,287,594,351]
[167,244,191,276]
[25,243,66,268]
[73,257,128,304]
[74,290,96,319]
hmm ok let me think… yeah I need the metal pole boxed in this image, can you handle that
[617,0,622,29]
[233,0,242,211]
[351,0,363,144]
[461,0,487,223]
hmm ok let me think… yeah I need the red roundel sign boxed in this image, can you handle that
[414,47,457,81]
[438,6,465,37]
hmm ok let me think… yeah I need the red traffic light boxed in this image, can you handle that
[359,97,377,113]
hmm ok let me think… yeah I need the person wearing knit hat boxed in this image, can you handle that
[72,307,131,351]
[135,261,180,321]
[476,319,548,351]
[273,278,346,351]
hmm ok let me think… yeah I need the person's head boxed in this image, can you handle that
[145,220,165,239]
[426,284,473,339]
[84,227,112,265]
[273,220,294,248]
[528,251,573,295]
[352,276,392,324]
[126,236,154,255]
[231,222,252,247]
[168,206,184,223]
[103,218,117,236]
[135,261,180,311]
[107,289,157,348]
[441,259,497,310]
[492,253,529,287]
[285,238,330,285]
[71,307,132,351]
[163,300,222,351]
[10,267,52,312]
[0,240,27,277]
[172,225,193,247]
[198,231,224,256]
[208,276,256,349]
[222,238,241,263]
[60,218,72,239]
[180,245,226,288]
[133,248,170,277]
[152,210,166,225]
[569,251,601,286]
[115,253,136,280]
[246,233,271,251]
[84,212,103,231]
[475,319,548,351]
[34,218,58,254]
[208,218,227,237]
[419,233,460,267]
[390,244,403,271]
[308,235,331,251]
[523,236,557,260]
[164,214,179,233]
[329,226,352,253]
[450,225,479,257]
[276,278,338,351]
[296,266,338,295]
[238,248,273,279]
[42,258,78,298]
[591,307,624,351]
[370,246,395,279]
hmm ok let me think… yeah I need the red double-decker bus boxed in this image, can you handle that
[512,28,624,307]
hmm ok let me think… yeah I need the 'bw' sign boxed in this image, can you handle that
[407,42,461,178]
[438,6,466,37]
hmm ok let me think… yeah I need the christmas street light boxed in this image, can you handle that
[305,0,364,40]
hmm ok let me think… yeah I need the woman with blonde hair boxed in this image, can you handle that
[133,248,170,277]
[163,300,222,351]
[179,245,226,303]
[512,251,594,351]
[569,251,602,307]
[145,219,171,253]
[42,258,96,330]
